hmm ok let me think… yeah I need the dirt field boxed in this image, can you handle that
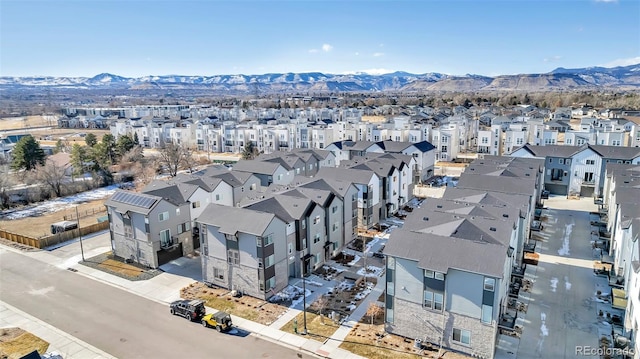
[0,199,107,238]
[0,327,50,359]
[0,115,53,130]
[181,282,288,325]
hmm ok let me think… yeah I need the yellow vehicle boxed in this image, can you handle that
[201,311,233,332]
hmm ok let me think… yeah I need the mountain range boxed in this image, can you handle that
[1,64,639,93]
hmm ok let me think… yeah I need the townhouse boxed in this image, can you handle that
[197,204,288,300]
[105,190,193,268]
[601,163,640,358]
[383,205,520,359]
[511,144,640,197]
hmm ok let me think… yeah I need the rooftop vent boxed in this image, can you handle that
[490,227,497,231]
[525,173,530,176]
[436,205,443,208]
[502,214,509,218]
[423,217,429,221]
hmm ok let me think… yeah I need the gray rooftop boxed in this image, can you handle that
[316,167,377,185]
[197,203,277,236]
[104,190,162,215]
[231,159,283,175]
[456,173,536,196]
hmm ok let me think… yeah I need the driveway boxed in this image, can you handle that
[512,196,601,358]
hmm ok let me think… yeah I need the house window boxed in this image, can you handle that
[441,145,448,152]
[314,215,321,225]
[551,169,563,181]
[313,234,321,244]
[160,229,171,247]
[227,249,239,265]
[559,159,564,164]
[387,257,395,269]
[423,290,443,311]
[434,272,445,281]
[586,159,595,165]
[214,267,224,280]
[176,208,181,215]
[264,254,275,268]
[481,304,493,324]
[265,276,276,291]
[158,211,169,222]
[387,282,395,296]
[301,220,306,229]
[288,243,293,254]
[177,222,191,234]
[548,158,553,163]
[424,269,434,278]
[452,328,471,345]
[216,194,222,201]
[315,253,322,264]
[484,277,495,292]
[333,223,338,232]
[192,201,200,209]
[584,172,594,183]
[332,206,338,214]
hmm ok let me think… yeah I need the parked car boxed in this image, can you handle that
[201,311,233,332]
[170,299,206,321]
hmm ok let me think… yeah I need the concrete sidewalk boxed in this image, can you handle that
[0,300,117,359]
[1,233,367,359]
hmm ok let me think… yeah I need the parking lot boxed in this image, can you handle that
[497,195,602,359]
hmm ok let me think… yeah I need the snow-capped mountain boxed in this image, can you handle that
[1,64,639,93]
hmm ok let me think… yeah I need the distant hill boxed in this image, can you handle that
[1,64,639,93]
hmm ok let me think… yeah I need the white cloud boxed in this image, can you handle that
[322,44,333,52]
[600,56,640,67]
[354,52,360,56]
[308,49,319,53]
[373,52,385,57]
[543,55,563,63]
[342,68,394,75]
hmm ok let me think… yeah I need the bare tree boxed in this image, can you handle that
[0,163,13,208]
[157,142,193,177]
[365,303,383,326]
[310,295,330,325]
[37,161,67,197]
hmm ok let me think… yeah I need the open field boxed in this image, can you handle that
[0,198,107,238]
[0,115,54,130]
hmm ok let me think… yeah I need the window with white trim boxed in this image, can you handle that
[264,254,275,268]
[481,304,493,324]
[452,328,471,345]
[484,277,495,292]
[158,211,169,222]
[213,267,224,280]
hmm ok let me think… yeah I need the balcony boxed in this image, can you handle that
[511,265,526,278]
[498,310,518,330]
[523,241,536,253]
[160,236,179,250]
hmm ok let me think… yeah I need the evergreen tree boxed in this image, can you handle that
[11,135,46,171]
[84,133,97,147]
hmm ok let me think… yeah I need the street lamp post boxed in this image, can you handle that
[76,206,85,261]
[301,272,308,335]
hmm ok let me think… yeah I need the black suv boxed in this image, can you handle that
[170,299,206,321]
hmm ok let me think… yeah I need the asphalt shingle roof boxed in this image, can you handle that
[197,203,276,236]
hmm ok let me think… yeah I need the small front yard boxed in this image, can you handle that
[280,312,340,342]
[0,327,49,359]
[81,251,162,281]
[181,282,288,325]
[340,321,471,359]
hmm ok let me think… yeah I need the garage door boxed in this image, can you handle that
[580,186,595,198]
[545,184,568,195]
[157,243,183,266]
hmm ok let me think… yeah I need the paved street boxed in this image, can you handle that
[0,248,315,359]
[515,196,600,359]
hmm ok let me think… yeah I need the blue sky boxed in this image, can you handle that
[1,0,639,77]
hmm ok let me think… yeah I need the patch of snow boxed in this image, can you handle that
[1,184,121,220]
[305,280,323,287]
[357,265,383,277]
[564,276,572,291]
[540,323,549,336]
[346,304,356,311]
[28,286,55,296]
[347,254,361,266]
[557,222,574,256]
[42,352,63,359]
[550,277,558,292]
[540,312,546,321]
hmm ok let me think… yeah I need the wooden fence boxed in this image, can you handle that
[0,221,109,249]
[63,206,107,221]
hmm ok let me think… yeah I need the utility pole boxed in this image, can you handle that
[76,206,85,261]
[301,273,308,335]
